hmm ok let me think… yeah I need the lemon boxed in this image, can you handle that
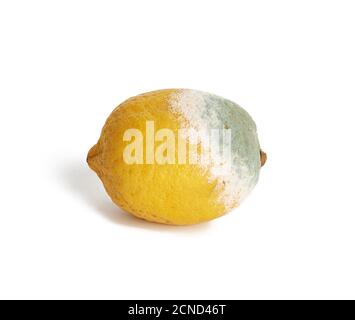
[87,89,266,225]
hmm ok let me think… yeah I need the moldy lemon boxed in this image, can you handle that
[87,89,266,225]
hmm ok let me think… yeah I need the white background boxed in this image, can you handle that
[0,0,354,300]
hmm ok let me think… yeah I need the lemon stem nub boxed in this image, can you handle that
[260,150,267,167]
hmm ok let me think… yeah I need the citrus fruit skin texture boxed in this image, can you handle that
[88,89,263,225]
